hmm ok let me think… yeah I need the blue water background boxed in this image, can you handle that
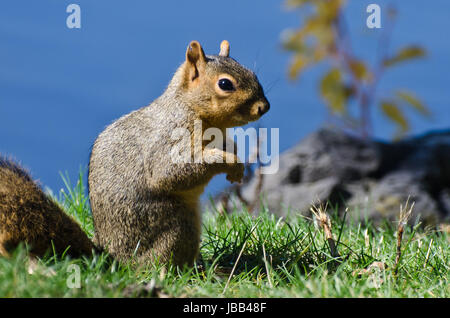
[1,1,449,197]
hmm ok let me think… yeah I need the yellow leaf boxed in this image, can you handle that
[320,68,347,113]
[285,0,313,9]
[313,47,327,62]
[288,55,309,80]
[383,46,426,67]
[348,59,372,81]
[317,0,343,22]
[281,29,305,52]
[381,101,409,135]
[396,90,430,117]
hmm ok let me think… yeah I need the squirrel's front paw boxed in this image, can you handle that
[226,163,244,184]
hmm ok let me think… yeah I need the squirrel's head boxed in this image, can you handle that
[178,40,270,128]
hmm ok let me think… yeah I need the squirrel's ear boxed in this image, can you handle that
[219,40,230,57]
[185,41,206,82]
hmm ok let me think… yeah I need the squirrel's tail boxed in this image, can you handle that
[0,155,94,258]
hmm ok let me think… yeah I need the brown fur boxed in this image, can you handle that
[88,40,269,267]
[0,157,94,258]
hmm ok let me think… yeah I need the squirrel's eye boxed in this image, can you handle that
[218,78,235,92]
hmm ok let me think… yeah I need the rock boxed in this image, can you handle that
[347,171,440,225]
[280,127,382,183]
[231,127,450,226]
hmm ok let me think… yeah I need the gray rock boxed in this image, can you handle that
[230,127,450,226]
[347,171,440,225]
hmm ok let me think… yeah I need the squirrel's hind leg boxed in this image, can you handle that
[0,244,9,258]
[0,230,12,258]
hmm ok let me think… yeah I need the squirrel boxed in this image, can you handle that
[0,157,94,259]
[0,40,269,267]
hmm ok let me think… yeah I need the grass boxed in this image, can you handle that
[0,170,448,298]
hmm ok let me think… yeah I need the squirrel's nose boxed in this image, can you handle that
[257,100,270,116]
